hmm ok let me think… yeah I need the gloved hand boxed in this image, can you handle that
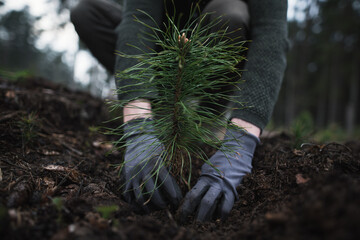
[122,118,182,211]
[179,128,259,222]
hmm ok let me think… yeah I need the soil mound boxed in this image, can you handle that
[1,77,359,239]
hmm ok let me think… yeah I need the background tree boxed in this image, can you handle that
[273,0,360,137]
[0,7,73,85]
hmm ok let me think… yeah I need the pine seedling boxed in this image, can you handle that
[17,112,39,156]
[108,7,247,195]
[18,112,38,144]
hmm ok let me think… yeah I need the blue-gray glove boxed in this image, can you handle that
[179,128,259,222]
[122,118,182,211]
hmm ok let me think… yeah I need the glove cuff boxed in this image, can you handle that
[123,118,155,139]
[223,128,260,154]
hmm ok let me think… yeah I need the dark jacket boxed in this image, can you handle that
[115,0,288,130]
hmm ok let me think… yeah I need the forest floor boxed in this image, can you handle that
[1,76,360,240]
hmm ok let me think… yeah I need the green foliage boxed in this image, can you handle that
[0,69,34,81]
[96,205,119,219]
[289,111,356,146]
[108,7,247,192]
[52,197,63,212]
[291,111,315,148]
[17,112,39,148]
[51,197,64,225]
[88,125,101,136]
[314,124,348,143]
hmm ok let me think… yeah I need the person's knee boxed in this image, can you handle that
[203,0,249,32]
[70,0,98,26]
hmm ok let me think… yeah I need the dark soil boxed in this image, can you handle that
[1,77,360,240]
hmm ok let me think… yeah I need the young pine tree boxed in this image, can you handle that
[108,8,247,196]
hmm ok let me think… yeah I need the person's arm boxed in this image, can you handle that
[116,1,183,210]
[116,0,160,121]
[231,118,260,137]
[115,0,164,102]
[231,0,288,131]
[179,0,288,222]
[123,99,152,123]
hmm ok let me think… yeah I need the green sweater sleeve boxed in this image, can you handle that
[114,0,164,102]
[231,0,288,130]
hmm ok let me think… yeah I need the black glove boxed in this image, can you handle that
[179,128,259,222]
[122,118,182,211]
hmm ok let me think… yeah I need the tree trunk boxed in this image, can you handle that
[345,53,359,136]
[327,54,340,125]
[316,65,329,128]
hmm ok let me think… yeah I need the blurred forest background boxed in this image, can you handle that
[0,1,74,85]
[0,0,359,140]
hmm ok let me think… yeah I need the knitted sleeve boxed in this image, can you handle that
[231,0,288,130]
[114,0,164,101]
